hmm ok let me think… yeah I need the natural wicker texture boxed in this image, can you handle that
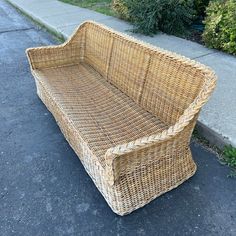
[26,21,217,215]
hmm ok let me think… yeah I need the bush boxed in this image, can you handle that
[159,0,196,35]
[113,0,196,35]
[194,0,210,16]
[203,0,236,55]
[112,0,131,20]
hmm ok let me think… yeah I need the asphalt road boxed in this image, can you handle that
[0,1,235,235]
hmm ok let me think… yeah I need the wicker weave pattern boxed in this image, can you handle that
[84,25,112,77]
[33,64,167,166]
[107,37,150,103]
[141,53,204,125]
[26,21,217,215]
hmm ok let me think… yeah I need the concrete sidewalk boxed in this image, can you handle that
[7,0,236,148]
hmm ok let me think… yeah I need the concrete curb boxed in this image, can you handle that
[6,0,233,150]
[6,0,67,40]
[195,122,230,150]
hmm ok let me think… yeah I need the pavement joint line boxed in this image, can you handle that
[192,52,217,59]
[0,27,34,34]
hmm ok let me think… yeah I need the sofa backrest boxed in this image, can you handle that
[83,23,113,78]
[106,36,150,104]
[140,53,205,125]
[82,22,214,125]
[83,23,150,104]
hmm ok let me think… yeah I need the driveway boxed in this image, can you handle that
[0,1,235,235]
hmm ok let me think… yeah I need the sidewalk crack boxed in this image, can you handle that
[192,52,217,59]
[0,27,34,34]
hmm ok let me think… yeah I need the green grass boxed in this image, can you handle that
[222,145,236,177]
[59,0,115,16]
[193,129,236,178]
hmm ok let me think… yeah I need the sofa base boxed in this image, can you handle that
[35,77,197,216]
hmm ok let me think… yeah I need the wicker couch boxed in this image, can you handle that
[26,21,216,215]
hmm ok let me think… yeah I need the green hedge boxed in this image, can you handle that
[113,0,196,35]
[113,0,236,55]
[194,0,210,16]
[203,0,236,55]
[112,0,130,20]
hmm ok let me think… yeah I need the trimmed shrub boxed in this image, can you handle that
[159,0,196,35]
[112,0,131,20]
[203,0,236,55]
[194,0,210,16]
[113,0,196,35]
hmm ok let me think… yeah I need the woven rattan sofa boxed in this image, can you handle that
[26,21,216,215]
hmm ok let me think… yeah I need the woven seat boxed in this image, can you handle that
[34,63,168,166]
[26,21,217,215]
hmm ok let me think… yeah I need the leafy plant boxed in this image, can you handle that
[113,0,196,35]
[112,0,131,20]
[222,145,236,177]
[194,0,210,16]
[160,0,196,35]
[203,0,236,55]
[123,0,160,34]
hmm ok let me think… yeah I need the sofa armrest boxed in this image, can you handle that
[104,120,195,186]
[26,22,88,70]
[26,45,68,70]
[104,74,217,185]
[26,44,73,70]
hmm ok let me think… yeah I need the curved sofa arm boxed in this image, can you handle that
[104,70,217,185]
[26,44,68,70]
[26,22,88,70]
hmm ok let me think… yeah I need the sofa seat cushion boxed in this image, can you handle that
[34,63,168,167]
